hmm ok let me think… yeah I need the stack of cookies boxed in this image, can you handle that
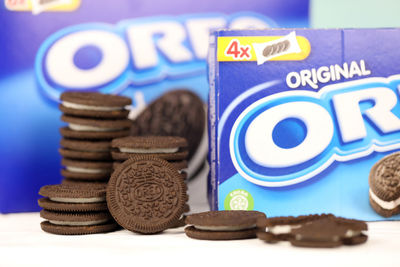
[59,91,132,184]
[38,183,119,235]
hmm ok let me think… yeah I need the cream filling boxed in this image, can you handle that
[194,224,256,232]
[69,123,124,132]
[268,224,301,235]
[49,197,106,203]
[62,101,124,111]
[369,189,400,210]
[119,147,179,154]
[49,219,109,226]
[66,166,109,174]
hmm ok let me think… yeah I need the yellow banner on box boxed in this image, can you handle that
[5,0,81,14]
[217,36,311,62]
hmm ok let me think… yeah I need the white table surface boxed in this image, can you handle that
[2,172,400,267]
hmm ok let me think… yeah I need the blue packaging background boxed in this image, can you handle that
[210,29,400,220]
[0,0,309,213]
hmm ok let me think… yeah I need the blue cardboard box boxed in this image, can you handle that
[0,0,308,213]
[208,28,400,220]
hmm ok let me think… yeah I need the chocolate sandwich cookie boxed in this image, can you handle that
[113,160,187,172]
[60,127,130,140]
[184,210,266,240]
[257,214,368,247]
[61,115,131,132]
[61,158,112,180]
[38,184,108,212]
[40,210,117,235]
[130,90,207,177]
[111,136,188,161]
[256,214,334,242]
[107,156,188,234]
[369,152,400,217]
[59,138,112,161]
[290,217,368,248]
[60,91,131,119]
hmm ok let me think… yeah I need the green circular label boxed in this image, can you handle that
[224,189,254,210]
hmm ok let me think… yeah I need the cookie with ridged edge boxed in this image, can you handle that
[60,91,131,119]
[61,138,111,151]
[111,136,188,150]
[61,169,110,180]
[61,179,108,186]
[111,150,188,161]
[38,198,108,212]
[185,226,259,240]
[40,221,118,235]
[113,160,187,171]
[59,149,112,161]
[60,91,132,106]
[61,159,112,180]
[60,127,130,140]
[130,90,205,161]
[38,184,107,212]
[107,155,187,234]
[59,104,130,119]
[369,152,400,217]
[40,209,112,223]
[61,115,131,130]
[184,210,266,240]
[60,139,111,160]
[39,183,107,199]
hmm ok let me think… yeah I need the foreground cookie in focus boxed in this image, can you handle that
[369,152,400,217]
[257,214,368,247]
[107,155,188,234]
[184,210,266,240]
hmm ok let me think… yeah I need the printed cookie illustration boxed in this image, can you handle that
[369,152,400,217]
[130,89,206,178]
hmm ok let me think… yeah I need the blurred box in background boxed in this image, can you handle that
[0,0,309,213]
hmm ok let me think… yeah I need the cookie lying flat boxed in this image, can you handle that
[257,214,368,247]
[369,152,400,217]
[40,210,118,235]
[290,218,368,248]
[256,214,334,242]
[38,184,108,212]
[60,91,131,119]
[107,155,188,234]
[59,139,112,161]
[130,90,207,178]
[111,136,188,161]
[60,127,130,140]
[184,210,266,240]
[61,115,131,132]
[61,158,112,180]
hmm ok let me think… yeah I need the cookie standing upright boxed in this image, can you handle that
[58,91,132,183]
[107,155,188,234]
[130,90,207,178]
[369,152,400,217]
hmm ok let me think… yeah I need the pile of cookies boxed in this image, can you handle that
[39,91,191,235]
[58,92,132,184]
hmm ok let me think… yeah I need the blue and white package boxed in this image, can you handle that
[208,28,400,220]
[0,0,309,213]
